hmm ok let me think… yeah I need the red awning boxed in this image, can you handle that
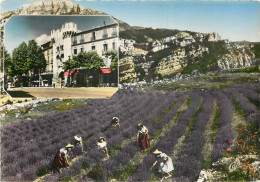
[64,70,79,76]
[98,68,112,74]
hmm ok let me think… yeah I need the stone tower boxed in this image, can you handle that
[51,22,77,84]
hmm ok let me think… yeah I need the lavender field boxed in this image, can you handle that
[1,83,259,182]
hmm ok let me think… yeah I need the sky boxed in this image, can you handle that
[2,0,260,53]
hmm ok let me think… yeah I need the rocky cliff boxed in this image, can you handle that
[119,27,258,82]
[217,46,255,70]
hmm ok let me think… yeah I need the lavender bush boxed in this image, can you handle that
[211,91,234,162]
[173,94,213,182]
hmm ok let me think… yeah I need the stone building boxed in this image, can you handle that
[40,21,119,87]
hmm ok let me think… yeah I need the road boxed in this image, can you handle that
[6,87,118,98]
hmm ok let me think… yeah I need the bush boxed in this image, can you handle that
[81,162,90,170]
[223,169,250,181]
[232,66,260,73]
[5,99,13,105]
[182,40,229,74]
[87,164,103,181]
[37,166,49,177]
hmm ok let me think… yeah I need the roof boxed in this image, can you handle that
[74,23,118,36]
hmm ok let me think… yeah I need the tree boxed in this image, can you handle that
[106,50,118,72]
[9,42,29,77]
[27,40,46,80]
[63,58,78,86]
[2,47,11,75]
[8,40,46,87]
[82,52,105,70]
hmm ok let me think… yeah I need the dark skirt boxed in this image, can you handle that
[138,133,151,150]
[52,151,69,169]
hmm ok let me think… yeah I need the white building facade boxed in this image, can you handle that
[43,21,119,86]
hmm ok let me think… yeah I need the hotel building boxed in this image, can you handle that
[40,21,119,87]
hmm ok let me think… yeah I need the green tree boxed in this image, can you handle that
[27,40,46,79]
[82,51,105,70]
[63,58,78,86]
[106,50,118,72]
[1,47,11,75]
[135,66,145,81]
[9,42,29,77]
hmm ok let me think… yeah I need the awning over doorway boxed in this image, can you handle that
[98,68,112,74]
[64,70,80,76]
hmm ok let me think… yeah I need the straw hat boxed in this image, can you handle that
[74,135,82,142]
[153,149,162,155]
[99,137,105,142]
[65,143,74,148]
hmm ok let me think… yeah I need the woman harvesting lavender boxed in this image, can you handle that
[52,144,73,173]
[111,117,120,128]
[97,137,109,159]
[150,149,174,181]
[69,135,84,158]
[137,123,151,152]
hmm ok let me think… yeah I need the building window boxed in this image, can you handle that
[91,32,96,41]
[112,27,117,36]
[61,54,64,58]
[103,44,108,52]
[80,35,84,43]
[81,48,84,52]
[92,46,95,51]
[103,29,108,38]
[112,42,116,50]
[61,45,64,50]
[74,49,77,55]
[57,47,59,51]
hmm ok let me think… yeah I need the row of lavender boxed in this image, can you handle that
[173,94,213,181]
[1,90,175,181]
[49,92,186,181]
[223,84,260,125]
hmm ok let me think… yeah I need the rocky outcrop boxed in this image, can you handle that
[217,48,255,70]
[155,46,208,76]
[119,56,137,83]
[207,32,222,42]
[1,0,106,16]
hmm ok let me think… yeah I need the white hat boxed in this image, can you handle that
[74,135,82,142]
[153,149,162,155]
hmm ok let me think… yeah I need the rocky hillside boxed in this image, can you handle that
[119,27,259,83]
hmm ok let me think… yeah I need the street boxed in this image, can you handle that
[6,87,118,98]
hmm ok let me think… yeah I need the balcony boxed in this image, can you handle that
[72,41,77,45]
[80,39,84,43]
[102,34,108,39]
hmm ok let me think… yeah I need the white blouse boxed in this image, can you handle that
[97,141,107,149]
